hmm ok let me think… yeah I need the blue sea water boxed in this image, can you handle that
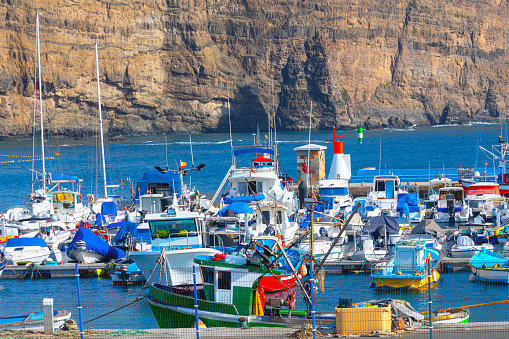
[1,124,508,329]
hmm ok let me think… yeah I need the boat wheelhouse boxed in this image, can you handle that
[129,208,220,285]
[366,175,400,216]
[433,187,471,223]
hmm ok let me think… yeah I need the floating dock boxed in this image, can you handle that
[0,262,116,279]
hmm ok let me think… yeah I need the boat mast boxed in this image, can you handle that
[31,23,39,195]
[95,40,108,198]
[36,13,46,193]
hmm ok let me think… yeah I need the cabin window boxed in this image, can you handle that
[261,211,271,224]
[375,181,385,192]
[217,271,231,289]
[201,267,214,284]
[237,182,247,195]
[149,218,197,239]
[276,211,283,225]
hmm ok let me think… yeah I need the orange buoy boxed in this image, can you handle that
[298,264,308,277]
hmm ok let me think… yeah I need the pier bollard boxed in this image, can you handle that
[75,264,84,339]
[193,266,200,339]
[43,298,54,333]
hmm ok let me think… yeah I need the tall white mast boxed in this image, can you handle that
[36,13,46,192]
[95,40,108,198]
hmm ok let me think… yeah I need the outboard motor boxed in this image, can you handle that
[298,180,308,209]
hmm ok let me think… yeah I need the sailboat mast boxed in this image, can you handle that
[95,40,108,198]
[36,13,46,192]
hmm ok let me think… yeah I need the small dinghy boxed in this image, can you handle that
[450,235,493,258]
[111,263,145,285]
[67,228,125,263]
[0,310,71,331]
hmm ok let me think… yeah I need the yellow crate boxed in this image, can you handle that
[335,305,391,335]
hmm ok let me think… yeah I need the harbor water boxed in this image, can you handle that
[1,124,508,329]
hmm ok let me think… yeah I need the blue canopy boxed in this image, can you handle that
[6,237,47,248]
[233,147,274,157]
[218,202,254,216]
[113,222,138,242]
[134,170,181,201]
[67,228,125,260]
[101,201,117,217]
[224,193,265,205]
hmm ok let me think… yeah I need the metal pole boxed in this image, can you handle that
[95,40,108,198]
[36,13,46,193]
[75,264,84,339]
[310,259,316,339]
[193,266,200,339]
[427,258,433,339]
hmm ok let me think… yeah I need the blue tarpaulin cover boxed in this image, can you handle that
[101,201,117,217]
[95,213,106,226]
[397,193,420,216]
[113,222,138,242]
[134,170,181,200]
[6,237,47,248]
[67,228,125,260]
[218,202,254,216]
[224,194,265,205]
[363,215,401,236]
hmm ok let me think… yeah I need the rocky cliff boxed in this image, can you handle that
[1,0,509,138]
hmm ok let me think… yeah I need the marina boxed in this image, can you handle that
[2,124,509,338]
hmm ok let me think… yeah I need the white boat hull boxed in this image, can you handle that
[0,310,71,331]
[130,247,221,285]
[450,244,494,258]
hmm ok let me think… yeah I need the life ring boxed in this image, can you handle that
[276,233,285,247]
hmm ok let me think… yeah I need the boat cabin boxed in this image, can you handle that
[437,187,465,207]
[370,175,400,200]
[393,243,427,273]
[51,191,84,216]
[146,210,205,251]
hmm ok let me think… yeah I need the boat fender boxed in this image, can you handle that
[298,264,308,277]
[276,233,285,247]
[212,253,227,261]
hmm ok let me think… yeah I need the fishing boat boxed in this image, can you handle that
[214,145,298,215]
[469,248,509,284]
[433,187,472,223]
[450,235,493,258]
[371,241,442,290]
[424,177,451,213]
[67,228,125,263]
[147,239,322,328]
[129,208,221,285]
[463,181,500,216]
[0,310,71,331]
[365,175,400,217]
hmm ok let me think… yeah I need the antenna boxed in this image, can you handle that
[307,101,313,188]
[36,13,46,192]
[165,136,168,169]
[227,82,233,164]
[189,134,195,168]
[378,140,381,175]
[95,40,108,198]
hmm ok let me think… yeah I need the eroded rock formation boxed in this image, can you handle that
[1,0,509,138]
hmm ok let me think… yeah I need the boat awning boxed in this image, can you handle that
[134,170,181,200]
[410,219,445,235]
[363,215,400,236]
[46,173,83,184]
[218,202,254,217]
[224,194,265,205]
[6,237,47,248]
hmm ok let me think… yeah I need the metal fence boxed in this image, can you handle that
[1,262,508,338]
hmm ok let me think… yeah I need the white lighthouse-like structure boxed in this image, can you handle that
[317,128,353,218]
[328,128,351,181]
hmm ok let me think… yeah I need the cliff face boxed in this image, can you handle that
[1,0,509,138]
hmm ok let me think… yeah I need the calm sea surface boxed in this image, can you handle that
[1,124,508,329]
